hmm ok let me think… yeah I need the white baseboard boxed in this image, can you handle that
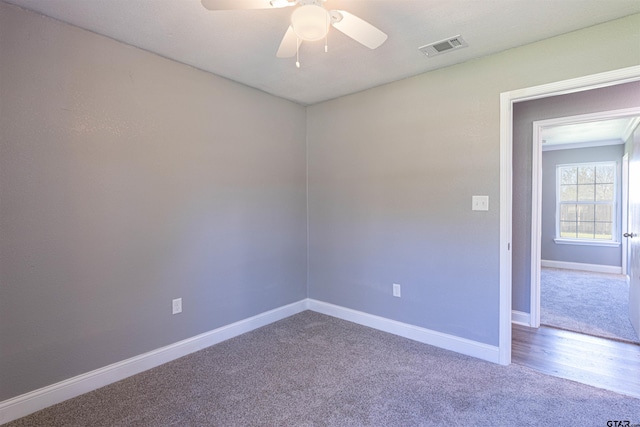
[0,300,308,425]
[307,299,500,364]
[541,259,622,275]
[511,310,531,326]
[2,298,504,424]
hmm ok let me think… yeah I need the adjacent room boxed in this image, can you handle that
[538,117,639,344]
[1,0,640,425]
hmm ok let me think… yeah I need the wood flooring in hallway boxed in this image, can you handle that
[512,324,640,399]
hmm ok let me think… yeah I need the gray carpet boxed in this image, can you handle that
[5,311,640,426]
[541,267,639,343]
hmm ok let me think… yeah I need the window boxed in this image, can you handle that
[556,162,617,243]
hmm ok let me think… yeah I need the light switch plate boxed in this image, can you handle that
[472,195,489,211]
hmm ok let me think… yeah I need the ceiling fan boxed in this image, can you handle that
[201,0,388,67]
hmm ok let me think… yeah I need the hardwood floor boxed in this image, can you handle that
[512,324,640,399]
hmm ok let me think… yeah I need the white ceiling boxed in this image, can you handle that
[4,0,640,105]
[542,117,640,149]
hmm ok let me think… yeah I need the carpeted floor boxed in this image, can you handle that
[5,311,639,426]
[541,267,639,343]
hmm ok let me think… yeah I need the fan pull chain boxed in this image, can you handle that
[296,36,300,68]
[324,12,329,53]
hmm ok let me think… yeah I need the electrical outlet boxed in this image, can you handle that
[172,298,182,315]
[393,283,401,298]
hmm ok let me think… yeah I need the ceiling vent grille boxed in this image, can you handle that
[419,35,468,57]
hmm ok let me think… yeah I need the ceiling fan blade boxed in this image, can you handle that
[201,0,295,10]
[330,10,387,49]
[276,26,301,58]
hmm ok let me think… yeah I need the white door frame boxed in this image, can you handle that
[498,65,640,365]
[529,108,640,328]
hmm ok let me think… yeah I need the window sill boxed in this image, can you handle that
[553,238,620,248]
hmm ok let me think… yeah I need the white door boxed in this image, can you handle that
[628,124,640,338]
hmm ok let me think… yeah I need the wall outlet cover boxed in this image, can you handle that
[393,283,401,297]
[172,298,182,314]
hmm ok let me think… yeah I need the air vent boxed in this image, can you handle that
[419,35,468,57]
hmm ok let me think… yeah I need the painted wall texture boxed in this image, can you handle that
[307,15,640,345]
[0,3,307,401]
[2,1,640,404]
[512,81,640,313]
[541,145,625,266]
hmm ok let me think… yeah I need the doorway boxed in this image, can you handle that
[530,111,640,344]
[498,65,640,366]
[502,71,640,395]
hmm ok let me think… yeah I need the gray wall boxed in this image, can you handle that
[626,125,640,156]
[308,14,640,346]
[541,145,624,266]
[0,3,307,401]
[512,82,640,313]
[2,1,640,404]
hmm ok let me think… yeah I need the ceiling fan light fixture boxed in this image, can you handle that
[291,4,330,41]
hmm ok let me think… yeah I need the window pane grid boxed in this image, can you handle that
[557,162,615,241]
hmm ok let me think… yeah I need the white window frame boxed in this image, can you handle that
[554,161,619,247]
